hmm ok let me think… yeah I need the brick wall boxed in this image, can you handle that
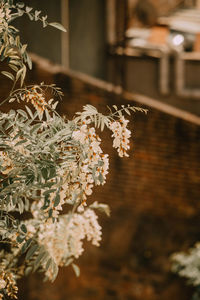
[1,57,200,300]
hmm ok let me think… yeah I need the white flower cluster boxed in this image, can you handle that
[0,278,6,290]
[109,116,131,157]
[0,0,144,295]
[0,269,18,299]
[72,121,109,203]
[0,97,139,294]
[32,184,68,219]
[172,242,200,286]
[38,208,102,280]
[0,130,31,175]
[0,152,13,175]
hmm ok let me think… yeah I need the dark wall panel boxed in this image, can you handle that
[69,0,106,79]
[14,0,62,64]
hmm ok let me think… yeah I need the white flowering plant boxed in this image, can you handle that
[0,1,147,299]
[171,243,200,300]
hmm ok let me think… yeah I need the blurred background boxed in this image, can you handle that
[14,0,200,114]
[2,0,200,299]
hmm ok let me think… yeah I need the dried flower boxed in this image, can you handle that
[21,88,47,116]
[0,152,13,175]
[0,270,18,299]
[109,116,131,157]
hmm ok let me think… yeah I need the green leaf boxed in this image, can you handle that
[13,131,21,140]
[48,98,54,105]
[8,97,16,103]
[52,101,58,110]
[41,168,48,180]
[21,238,32,254]
[9,60,21,66]
[34,10,41,21]
[25,174,35,185]
[30,123,41,135]
[49,167,56,179]
[43,189,56,196]
[101,117,105,131]
[24,266,32,276]
[49,22,67,32]
[25,6,33,13]
[15,139,27,147]
[20,65,27,86]
[98,173,104,184]
[48,208,53,218]
[25,243,39,260]
[65,258,73,266]
[27,12,34,21]
[16,68,24,81]
[15,36,20,47]
[26,53,32,70]
[8,64,18,72]
[17,8,24,16]
[20,223,27,233]
[42,20,48,28]
[17,109,28,118]
[1,71,14,81]
[18,199,25,214]
[51,260,58,282]
[46,258,52,271]
[9,55,20,60]
[90,201,111,217]
[16,2,25,8]
[41,197,50,210]
[72,263,80,277]
[42,182,55,188]
[21,44,27,55]
[45,109,51,121]
[16,235,25,244]
[25,105,34,119]
[125,108,131,115]
[33,249,47,271]
[53,193,60,207]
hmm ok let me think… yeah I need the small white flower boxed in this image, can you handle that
[72,125,88,144]
[0,279,6,290]
[109,116,131,157]
[90,141,101,153]
[27,224,36,234]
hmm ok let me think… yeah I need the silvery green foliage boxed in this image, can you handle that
[0,0,66,87]
[0,1,147,299]
[171,243,200,300]
[0,86,146,299]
